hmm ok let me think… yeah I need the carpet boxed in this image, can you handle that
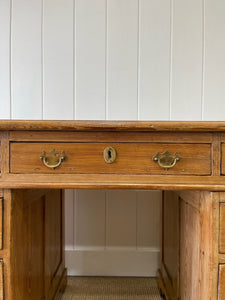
[61,277,162,300]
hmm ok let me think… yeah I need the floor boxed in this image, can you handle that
[61,277,162,300]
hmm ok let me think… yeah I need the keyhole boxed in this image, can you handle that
[104,146,117,164]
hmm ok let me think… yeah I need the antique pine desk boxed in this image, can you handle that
[1,120,225,300]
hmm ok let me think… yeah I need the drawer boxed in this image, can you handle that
[220,202,225,253]
[219,264,225,299]
[10,142,211,175]
[0,260,3,300]
[0,199,2,250]
[221,144,225,175]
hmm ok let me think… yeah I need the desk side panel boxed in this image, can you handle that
[10,189,66,300]
[159,191,213,300]
[0,189,13,300]
[158,191,180,299]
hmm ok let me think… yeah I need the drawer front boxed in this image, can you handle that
[0,199,2,250]
[221,144,225,175]
[10,142,211,175]
[219,264,225,299]
[0,260,3,300]
[220,202,225,253]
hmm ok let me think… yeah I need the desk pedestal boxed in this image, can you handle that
[158,190,223,300]
[0,189,66,300]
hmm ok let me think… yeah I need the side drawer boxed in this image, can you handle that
[219,264,225,299]
[0,198,2,250]
[221,144,225,175]
[10,142,212,175]
[0,260,3,300]
[220,203,225,253]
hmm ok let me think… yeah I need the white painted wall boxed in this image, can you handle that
[1,0,225,276]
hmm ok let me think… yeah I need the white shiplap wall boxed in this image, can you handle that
[1,0,225,276]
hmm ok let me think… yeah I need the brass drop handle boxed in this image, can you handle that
[40,149,66,169]
[104,146,117,164]
[152,150,180,170]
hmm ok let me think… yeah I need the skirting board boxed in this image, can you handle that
[65,249,160,276]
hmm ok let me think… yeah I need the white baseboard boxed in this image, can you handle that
[65,248,160,276]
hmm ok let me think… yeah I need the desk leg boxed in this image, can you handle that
[214,192,225,300]
[158,190,220,300]
[0,188,67,300]
[157,191,179,300]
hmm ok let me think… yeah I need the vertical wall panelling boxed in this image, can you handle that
[66,247,159,276]
[11,0,42,119]
[0,0,11,118]
[106,190,137,249]
[138,0,171,120]
[170,0,203,120]
[74,190,106,250]
[137,191,161,249]
[75,0,106,120]
[107,0,138,120]
[203,0,225,120]
[43,0,73,120]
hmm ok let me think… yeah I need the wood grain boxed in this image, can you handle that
[212,192,220,300]
[0,132,9,175]
[2,120,225,131]
[176,191,200,211]
[220,143,225,175]
[219,264,225,299]
[1,121,225,299]
[3,173,225,191]
[0,198,3,250]
[10,142,211,175]
[199,192,213,300]
[9,131,213,143]
[161,191,179,300]
[0,260,3,300]
[220,202,225,253]
[11,189,66,300]
[180,199,200,300]
[45,190,63,300]
[11,189,45,300]
[159,191,213,300]
[212,133,221,176]
[0,133,2,173]
[1,189,12,300]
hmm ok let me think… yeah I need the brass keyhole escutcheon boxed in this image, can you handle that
[104,146,117,164]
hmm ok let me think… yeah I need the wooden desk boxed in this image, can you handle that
[0,120,225,299]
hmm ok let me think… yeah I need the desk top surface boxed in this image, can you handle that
[0,120,225,131]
